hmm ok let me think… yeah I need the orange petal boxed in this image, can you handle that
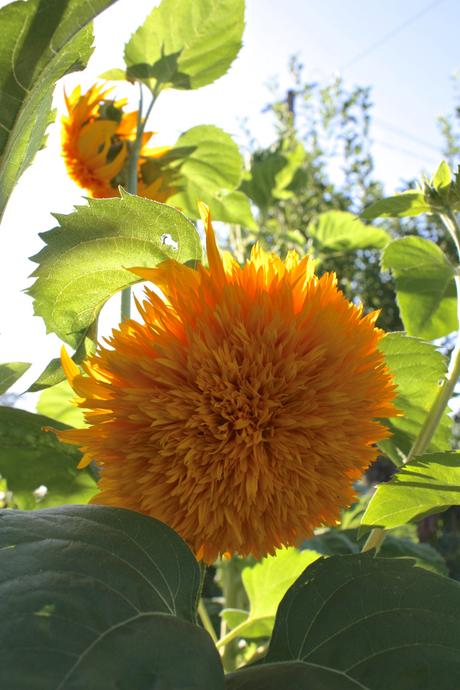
[198,202,225,284]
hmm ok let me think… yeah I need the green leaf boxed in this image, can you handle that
[99,67,127,80]
[0,362,30,394]
[28,332,97,392]
[362,451,460,532]
[160,125,255,227]
[361,190,432,219]
[124,0,244,92]
[432,160,452,192]
[0,505,224,689]
[0,406,95,509]
[37,380,86,428]
[29,193,202,349]
[382,237,458,339]
[308,211,390,253]
[378,333,451,465]
[0,0,117,220]
[227,554,460,689]
[221,548,320,640]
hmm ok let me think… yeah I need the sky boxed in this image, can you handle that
[1,0,460,403]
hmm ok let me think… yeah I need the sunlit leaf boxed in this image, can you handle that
[37,380,86,428]
[0,0,117,220]
[227,554,460,689]
[221,548,320,639]
[382,237,457,339]
[361,190,432,219]
[361,451,460,532]
[308,210,390,253]
[0,407,95,509]
[124,0,244,92]
[0,505,224,689]
[29,193,202,350]
[0,362,30,394]
[432,160,452,192]
[152,125,256,227]
[378,333,451,465]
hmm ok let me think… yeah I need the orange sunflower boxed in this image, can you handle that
[62,83,175,201]
[57,204,397,564]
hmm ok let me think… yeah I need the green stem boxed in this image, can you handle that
[363,210,460,553]
[198,599,218,644]
[216,619,247,651]
[218,557,244,672]
[120,84,158,322]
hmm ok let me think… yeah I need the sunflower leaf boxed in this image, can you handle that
[0,406,95,509]
[308,211,390,253]
[221,548,321,640]
[378,332,451,465]
[382,237,458,339]
[361,451,460,533]
[124,0,244,92]
[28,194,202,350]
[226,554,460,689]
[0,505,224,689]
[361,191,432,219]
[0,0,118,221]
[146,125,256,228]
[0,362,30,394]
[37,380,87,428]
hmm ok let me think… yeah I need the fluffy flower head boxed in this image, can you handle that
[58,205,397,563]
[62,83,175,200]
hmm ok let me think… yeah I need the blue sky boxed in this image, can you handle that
[1,0,459,396]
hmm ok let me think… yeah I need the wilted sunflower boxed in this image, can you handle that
[57,204,397,564]
[62,83,176,200]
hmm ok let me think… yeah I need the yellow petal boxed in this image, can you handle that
[198,202,225,284]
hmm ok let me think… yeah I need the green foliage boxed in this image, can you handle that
[362,451,460,532]
[37,380,86,428]
[29,191,202,350]
[378,333,451,465]
[0,505,224,689]
[308,210,390,254]
[227,554,460,689]
[362,191,432,220]
[0,0,117,220]
[382,237,458,339]
[124,0,244,93]
[151,125,255,227]
[0,407,95,509]
[0,361,30,394]
[221,547,320,640]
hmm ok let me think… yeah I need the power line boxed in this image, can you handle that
[372,137,440,167]
[374,117,442,154]
[341,0,447,71]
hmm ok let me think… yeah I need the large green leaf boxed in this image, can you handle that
[0,0,117,220]
[0,505,223,689]
[29,192,202,351]
[382,237,458,339]
[227,554,460,689]
[378,333,451,465]
[221,548,320,640]
[361,191,432,219]
[124,0,244,92]
[0,406,95,509]
[362,451,460,532]
[37,380,86,427]
[308,211,390,253]
[0,362,30,394]
[151,125,255,227]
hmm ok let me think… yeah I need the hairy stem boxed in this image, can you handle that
[362,210,460,553]
[198,599,218,644]
[120,84,157,321]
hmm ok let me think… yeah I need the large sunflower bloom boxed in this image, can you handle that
[57,205,397,563]
[62,83,174,200]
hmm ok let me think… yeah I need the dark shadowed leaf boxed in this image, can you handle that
[0,406,95,509]
[228,554,460,689]
[0,0,117,219]
[0,505,224,689]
